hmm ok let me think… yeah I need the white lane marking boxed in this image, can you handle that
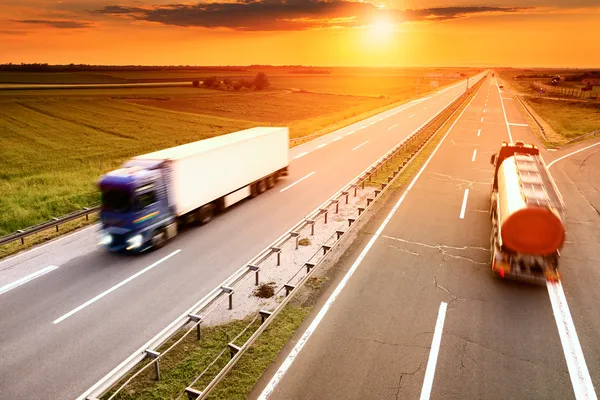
[257,82,481,400]
[547,142,600,169]
[409,114,415,118]
[53,250,181,324]
[0,265,58,295]
[547,282,597,400]
[352,141,369,151]
[316,143,327,150]
[388,124,398,131]
[509,123,529,127]
[345,130,356,136]
[293,152,309,159]
[332,137,342,142]
[480,117,484,122]
[497,82,514,142]
[423,106,428,110]
[472,149,477,162]
[279,172,316,193]
[477,128,481,137]
[369,121,377,125]
[420,302,448,400]
[483,109,486,113]
[459,189,469,219]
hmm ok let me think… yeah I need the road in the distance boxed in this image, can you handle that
[252,75,599,400]
[0,74,485,399]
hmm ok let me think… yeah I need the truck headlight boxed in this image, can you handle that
[99,233,112,246]
[126,234,143,250]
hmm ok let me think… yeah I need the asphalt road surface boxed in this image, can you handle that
[0,74,486,399]
[252,76,600,400]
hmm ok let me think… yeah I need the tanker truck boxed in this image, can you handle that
[98,127,289,252]
[489,142,566,283]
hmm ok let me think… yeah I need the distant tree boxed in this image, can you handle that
[192,80,200,88]
[253,72,270,90]
[233,82,243,91]
[223,78,233,86]
[203,76,218,87]
[240,79,253,88]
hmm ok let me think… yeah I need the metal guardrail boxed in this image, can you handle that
[79,75,484,400]
[0,207,100,247]
[514,94,547,141]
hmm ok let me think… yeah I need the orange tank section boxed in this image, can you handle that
[496,155,565,255]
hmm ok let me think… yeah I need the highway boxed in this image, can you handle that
[252,76,600,400]
[0,73,485,399]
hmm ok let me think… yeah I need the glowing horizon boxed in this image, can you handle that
[1,1,599,68]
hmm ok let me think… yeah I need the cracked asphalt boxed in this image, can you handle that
[251,76,600,399]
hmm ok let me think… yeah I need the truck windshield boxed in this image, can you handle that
[101,189,132,213]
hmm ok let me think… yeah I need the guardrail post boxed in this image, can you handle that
[53,217,59,232]
[305,262,315,273]
[322,245,331,255]
[291,232,300,250]
[361,180,365,190]
[367,198,373,206]
[342,191,349,204]
[381,183,386,190]
[374,190,381,197]
[272,247,282,266]
[284,284,295,297]
[228,343,241,359]
[18,230,25,245]
[307,220,315,236]
[222,286,234,310]
[348,218,355,227]
[333,200,339,214]
[320,209,328,224]
[259,310,273,324]
[185,388,203,400]
[249,265,259,285]
[358,207,365,216]
[145,350,161,381]
[189,314,202,340]
[336,230,344,240]
[84,207,90,221]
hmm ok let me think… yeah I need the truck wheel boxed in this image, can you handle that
[198,204,214,225]
[151,230,167,250]
[266,175,275,189]
[250,183,259,198]
[258,179,267,194]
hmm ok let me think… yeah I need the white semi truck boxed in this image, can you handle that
[98,127,289,252]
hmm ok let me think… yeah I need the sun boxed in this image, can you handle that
[369,19,395,38]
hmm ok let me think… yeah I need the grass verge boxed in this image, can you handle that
[102,305,311,400]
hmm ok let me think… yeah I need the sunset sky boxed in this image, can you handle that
[1,0,599,67]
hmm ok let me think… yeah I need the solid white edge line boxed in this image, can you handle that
[388,124,399,131]
[352,141,369,151]
[279,172,316,193]
[293,152,309,160]
[419,302,448,400]
[257,81,482,400]
[547,282,597,400]
[472,149,477,162]
[547,142,600,169]
[53,249,181,324]
[509,123,529,127]
[497,82,514,142]
[459,188,469,219]
[0,265,59,295]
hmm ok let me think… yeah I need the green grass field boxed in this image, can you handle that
[0,68,474,237]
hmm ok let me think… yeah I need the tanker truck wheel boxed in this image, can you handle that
[258,178,267,194]
[266,174,275,189]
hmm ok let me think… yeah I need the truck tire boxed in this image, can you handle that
[258,179,267,194]
[266,174,275,189]
[151,230,167,250]
[198,204,215,225]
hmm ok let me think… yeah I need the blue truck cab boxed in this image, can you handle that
[98,161,174,252]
